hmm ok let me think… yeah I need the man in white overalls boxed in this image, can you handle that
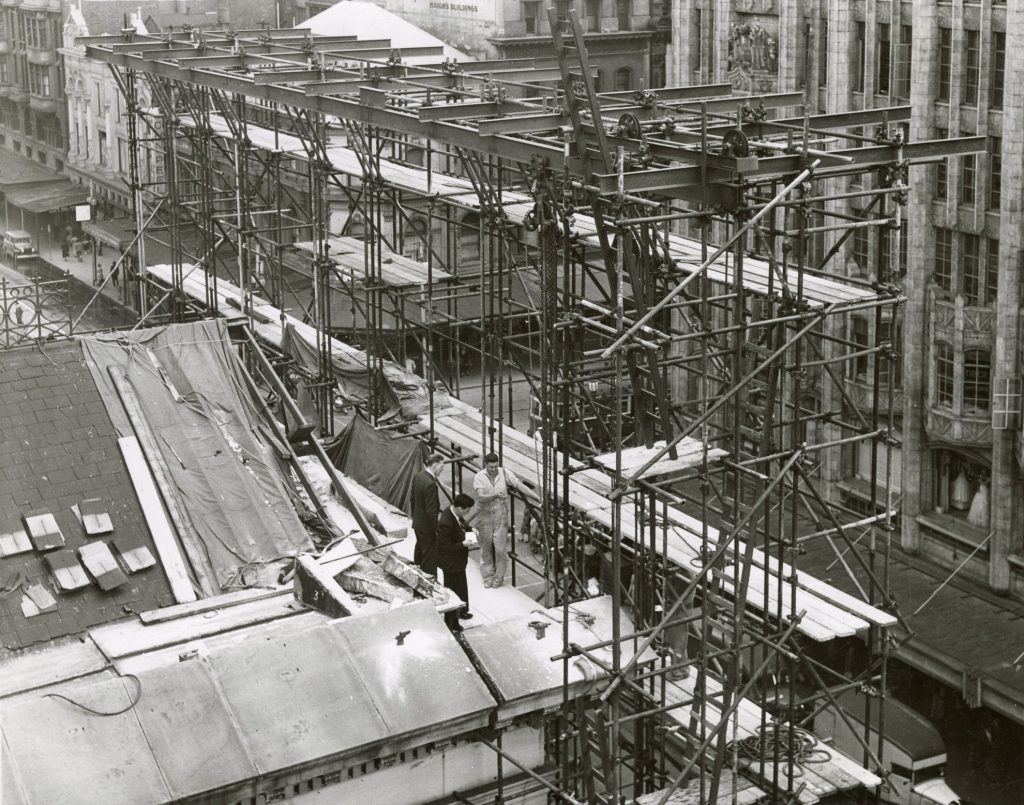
[472,452,520,587]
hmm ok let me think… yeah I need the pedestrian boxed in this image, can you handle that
[436,492,475,631]
[60,239,69,259]
[410,453,444,576]
[110,261,119,287]
[471,452,523,588]
[73,239,83,262]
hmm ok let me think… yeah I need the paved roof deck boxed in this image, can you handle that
[0,340,174,650]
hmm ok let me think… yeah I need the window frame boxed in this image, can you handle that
[962,349,991,412]
[934,228,953,291]
[935,342,955,407]
[876,23,891,95]
[961,154,976,206]
[991,31,1005,109]
[938,27,952,101]
[964,29,980,105]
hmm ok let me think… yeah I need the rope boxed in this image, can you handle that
[726,726,831,776]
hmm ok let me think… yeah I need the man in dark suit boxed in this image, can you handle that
[410,453,444,576]
[436,492,475,632]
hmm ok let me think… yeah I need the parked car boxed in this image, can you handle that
[2,230,36,261]
[815,690,971,805]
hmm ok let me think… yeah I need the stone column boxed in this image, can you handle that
[86,102,96,166]
[776,0,801,92]
[988,3,1024,592]
[901,0,941,554]
[77,97,86,160]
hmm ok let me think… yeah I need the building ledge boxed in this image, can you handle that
[916,512,990,555]
[490,30,655,46]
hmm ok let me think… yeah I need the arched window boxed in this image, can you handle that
[963,349,990,412]
[614,67,632,92]
[935,342,954,406]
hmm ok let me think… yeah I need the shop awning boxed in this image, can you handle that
[82,218,137,249]
[4,181,91,214]
[0,151,62,191]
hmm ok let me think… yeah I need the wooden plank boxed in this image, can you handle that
[139,588,288,625]
[118,436,197,604]
[90,595,306,659]
[293,554,358,618]
[111,375,219,598]
[0,638,110,698]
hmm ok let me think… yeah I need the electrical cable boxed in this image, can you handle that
[44,673,142,717]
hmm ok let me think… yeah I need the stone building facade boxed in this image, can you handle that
[0,0,68,173]
[285,0,670,92]
[668,0,1022,598]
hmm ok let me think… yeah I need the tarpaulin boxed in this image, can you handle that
[326,413,425,513]
[81,319,312,591]
[281,321,437,419]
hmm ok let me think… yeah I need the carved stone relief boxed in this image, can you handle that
[727,16,779,92]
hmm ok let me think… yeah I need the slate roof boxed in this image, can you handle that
[0,340,174,649]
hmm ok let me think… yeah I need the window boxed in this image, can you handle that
[616,0,630,31]
[27,64,50,97]
[614,67,632,92]
[523,1,539,34]
[964,30,980,105]
[989,137,1001,211]
[985,239,999,304]
[938,28,952,102]
[991,32,1005,109]
[554,0,570,25]
[854,21,866,92]
[935,342,954,406]
[877,23,891,95]
[963,350,990,412]
[934,228,952,291]
[851,316,869,379]
[650,54,665,89]
[933,449,989,529]
[895,25,912,99]
[962,234,981,305]
[851,208,869,276]
[961,155,976,206]
[935,127,948,199]
[818,19,828,86]
[586,0,600,31]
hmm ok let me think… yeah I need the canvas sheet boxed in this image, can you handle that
[81,319,311,590]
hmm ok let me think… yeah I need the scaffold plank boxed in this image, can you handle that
[177,114,880,309]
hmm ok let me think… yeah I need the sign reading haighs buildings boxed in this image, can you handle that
[382,0,499,59]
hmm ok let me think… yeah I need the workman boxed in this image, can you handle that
[471,452,522,588]
[436,492,476,631]
[410,453,444,576]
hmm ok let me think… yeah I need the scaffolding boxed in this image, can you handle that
[83,14,985,805]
